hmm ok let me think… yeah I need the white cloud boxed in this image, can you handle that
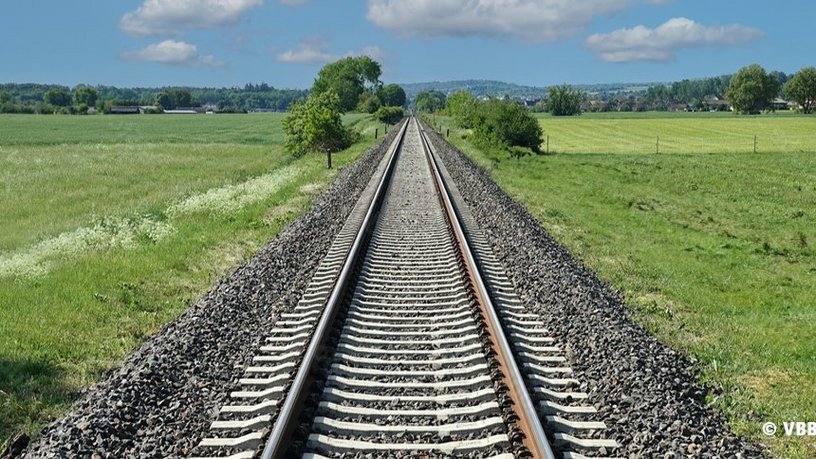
[277,37,336,64]
[122,40,225,67]
[585,17,763,62]
[278,38,384,65]
[121,0,262,36]
[366,0,672,42]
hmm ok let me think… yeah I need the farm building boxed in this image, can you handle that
[164,107,204,114]
[109,106,140,115]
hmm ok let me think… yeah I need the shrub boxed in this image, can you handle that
[446,91,479,128]
[283,89,358,157]
[470,99,543,154]
[374,106,404,125]
[356,91,381,113]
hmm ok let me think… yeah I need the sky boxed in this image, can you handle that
[1,0,814,89]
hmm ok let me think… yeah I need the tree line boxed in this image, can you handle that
[415,64,816,117]
[0,83,309,114]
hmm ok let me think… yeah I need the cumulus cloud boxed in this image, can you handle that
[122,40,225,67]
[366,0,672,42]
[278,38,384,65]
[277,37,336,64]
[585,17,763,62]
[121,0,262,36]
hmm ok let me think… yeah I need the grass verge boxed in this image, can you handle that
[0,113,382,449]
[433,113,816,458]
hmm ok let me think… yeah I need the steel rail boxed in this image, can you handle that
[261,119,410,459]
[418,120,556,459]
[262,116,554,458]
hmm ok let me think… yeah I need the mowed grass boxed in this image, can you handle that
[439,113,816,457]
[0,113,381,448]
[536,112,816,155]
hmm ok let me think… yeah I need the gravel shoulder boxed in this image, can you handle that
[20,127,401,459]
[424,126,767,458]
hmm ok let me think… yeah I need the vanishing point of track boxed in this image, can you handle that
[190,118,619,459]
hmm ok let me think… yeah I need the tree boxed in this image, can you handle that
[377,84,406,107]
[374,106,404,125]
[784,67,816,114]
[312,56,382,112]
[446,91,478,128]
[155,92,172,110]
[414,90,447,112]
[547,84,583,116]
[283,89,357,157]
[726,64,780,114]
[73,86,98,107]
[43,88,71,107]
[168,88,196,108]
[356,91,381,113]
[0,91,10,104]
[154,89,197,110]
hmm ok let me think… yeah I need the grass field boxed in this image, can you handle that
[438,112,816,457]
[534,112,816,155]
[0,113,380,449]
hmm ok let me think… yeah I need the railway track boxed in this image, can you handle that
[190,118,619,459]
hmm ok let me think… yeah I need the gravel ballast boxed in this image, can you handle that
[21,127,402,459]
[423,126,766,458]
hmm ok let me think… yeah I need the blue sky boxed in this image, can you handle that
[1,0,814,89]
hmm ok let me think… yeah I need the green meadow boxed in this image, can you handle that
[438,112,816,458]
[534,112,816,155]
[0,113,380,448]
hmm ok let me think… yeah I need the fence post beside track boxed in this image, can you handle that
[754,135,757,153]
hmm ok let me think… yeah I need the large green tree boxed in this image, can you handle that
[414,90,447,112]
[73,86,98,107]
[547,84,584,116]
[726,64,780,114]
[0,91,10,104]
[377,84,406,107]
[154,89,197,110]
[312,56,382,112]
[43,88,71,106]
[283,89,356,157]
[783,67,816,114]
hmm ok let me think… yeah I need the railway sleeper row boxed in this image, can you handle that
[189,119,620,459]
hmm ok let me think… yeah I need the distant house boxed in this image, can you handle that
[667,102,692,112]
[703,96,730,112]
[583,99,608,112]
[770,98,793,111]
[109,106,140,115]
[164,107,202,114]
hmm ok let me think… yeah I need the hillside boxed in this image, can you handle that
[400,79,661,100]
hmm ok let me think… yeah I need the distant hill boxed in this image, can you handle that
[400,79,662,100]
